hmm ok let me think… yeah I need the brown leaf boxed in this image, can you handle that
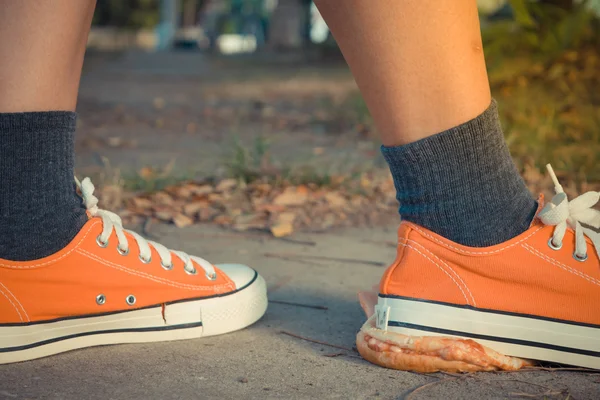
[213,215,233,225]
[131,197,153,210]
[183,201,208,217]
[256,204,286,213]
[155,210,173,222]
[189,184,214,196]
[324,192,346,208]
[173,213,193,228]
[139,167,155,179]
[153,191,174,206]
[173,186,193,199]
[273,187,308,206]
[253,183,272,194]
[271,222,293,237]
[232,214,266,232]
[208,193,224,203]
[215,179,237,192]
[276,212,297,224]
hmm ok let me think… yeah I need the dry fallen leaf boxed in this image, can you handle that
[139,167,155,179]
[173,213,193,228]
[273,187,308,206]
[131,197,153,210]
[155,210,173,222]
[324,192,346,208]
[271,222,293,237]
[153,192,174,206]
[276,212,297,224]
[216,179,237,192]
[183,201,208,217]
[190,184,214,196]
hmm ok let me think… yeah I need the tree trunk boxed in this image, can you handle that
[267,0,305,50]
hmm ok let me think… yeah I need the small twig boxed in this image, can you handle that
[277,237,317,246]
[404,378,458,400]
[509,390,565,398]
[279,330,356,353]
[264,252,386,267]
[323,352,346,358]
[269,300,328,310]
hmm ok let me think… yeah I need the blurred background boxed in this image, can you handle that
[79,0,599,235]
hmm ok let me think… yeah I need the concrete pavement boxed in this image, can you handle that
[2,224,599,399]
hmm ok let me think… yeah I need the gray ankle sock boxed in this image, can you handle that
[381,100,537,247]
[0,112,88,261]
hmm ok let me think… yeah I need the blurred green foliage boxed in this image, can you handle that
[483,0,599,61]
[93,0,162,29]
[483,0,600,183]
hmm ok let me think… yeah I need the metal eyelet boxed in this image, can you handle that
[573,252,588,262]
[96,294,106,305]
[126,295,136,306]
[161,260,174,271]
[547,238,562,250]
[205,271,217,281]
[117,246,129,256]
[139,254,152,264]
[96,235,109,248]
[185,266,198,275]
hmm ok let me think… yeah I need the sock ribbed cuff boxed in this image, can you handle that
[381,100,538,247]
[0,111,87,261]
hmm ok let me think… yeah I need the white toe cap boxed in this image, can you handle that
[215,263,257,289]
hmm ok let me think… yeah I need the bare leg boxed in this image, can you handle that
[0,0,96,112]
[315,0,490,146]
[315,0,537,248]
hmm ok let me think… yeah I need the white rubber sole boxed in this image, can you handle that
[376,295,600,369]
[0,272,267,364]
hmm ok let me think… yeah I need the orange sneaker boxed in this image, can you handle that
[357,165,600,371]
[0,178,267,364]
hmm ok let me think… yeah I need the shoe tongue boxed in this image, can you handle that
[531,193,546,227]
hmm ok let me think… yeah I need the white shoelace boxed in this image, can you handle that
[75,177,217,280]
[538,164,600,261]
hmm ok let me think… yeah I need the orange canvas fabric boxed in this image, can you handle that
[380,220,600,325]
[0,218,235,323]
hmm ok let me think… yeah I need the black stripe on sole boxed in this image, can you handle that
[0,321,203,353]
[379,294,600,329]
[388,321,600,358]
